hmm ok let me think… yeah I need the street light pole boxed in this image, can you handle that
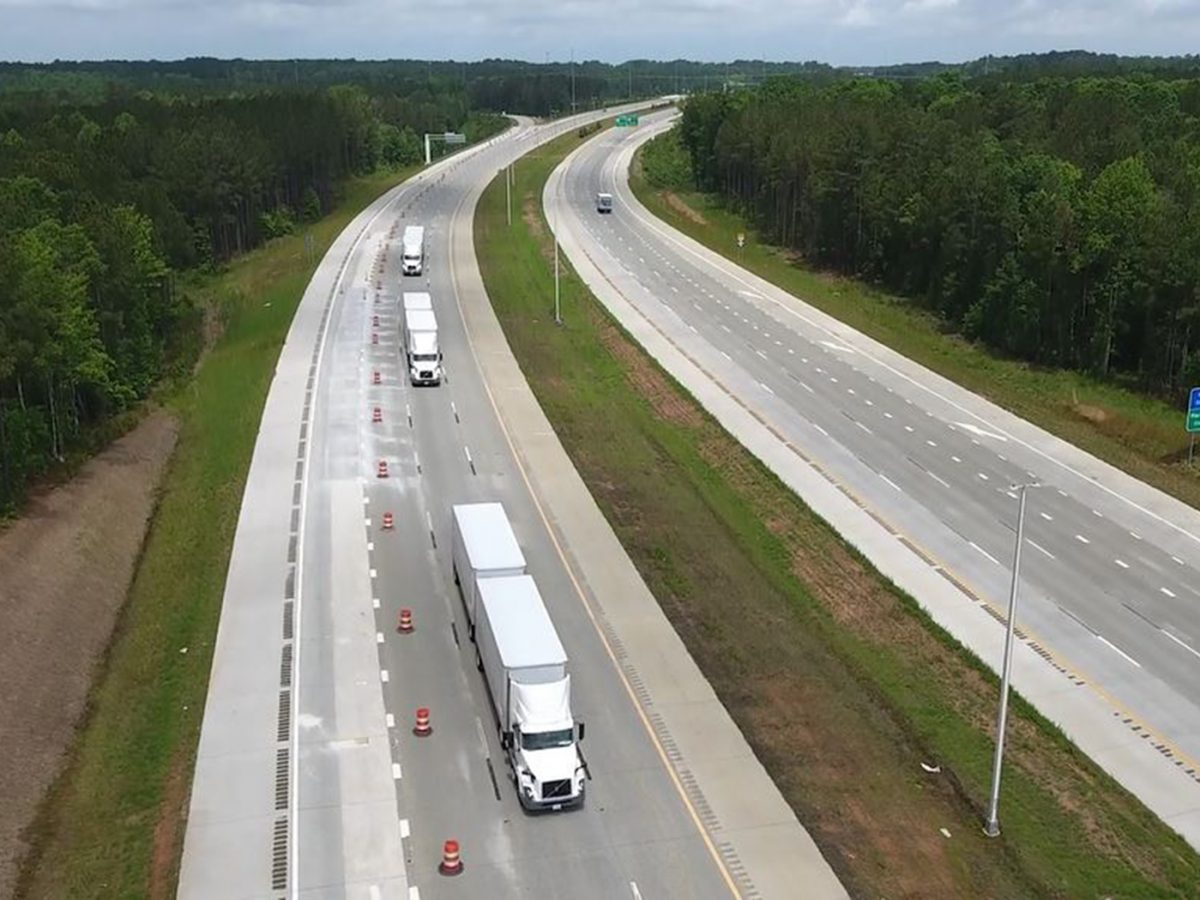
[984,481,1037,838]
[553,177,561,325]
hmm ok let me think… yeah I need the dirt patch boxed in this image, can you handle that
[1074,403,1110,424]
[521,196,554,265]
[0,410,179,899]
[663,191,708,226]
[596,319,703,428]
[147,744,191,900]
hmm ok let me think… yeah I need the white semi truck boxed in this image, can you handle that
[402,291,432,313]
[451,502,526,634]
[401,225,424,275]
[402,307,441,386]
[474,574,586,810]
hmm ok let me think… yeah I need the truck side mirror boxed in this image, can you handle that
[501,731,512,750]
[577,722,585,741]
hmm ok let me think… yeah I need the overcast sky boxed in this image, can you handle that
[2,0,1199,66]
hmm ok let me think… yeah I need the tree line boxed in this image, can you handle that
[0,81,505,514]
[673,74,1200,400]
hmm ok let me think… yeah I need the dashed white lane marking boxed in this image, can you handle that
[759,382,774,395]
[880,473,902,492]
[376,632,384,644]
[904,425,914,433]
[950,455,961,462]
[373,597,381,609]
[926,439,937,447]
[1040,512,1053,521]
[670,285,679,293]
[1162,630,1200,660]
[955,421,1008,441]
[813,423,829,437]
[720,350,732,361]
[847,387,856,395]
[385,713,395,728]
[855,421,872,435]
[363,495,370,505]
[370,568,378,579]
[367,541,375,551]
[1131,531,1143,541]
[1115,558,1130,569]
[639,256,645,263]
[978,472,989,481]
[1074,534,1090,544]
[884,412,894,419]
[820,340,855,353]
[1173,556,1185,565]
[1161,587,1177,598]
[799,381,814,393]
[1097,635,1141,668]
[927,470,950,488]
[630,882,644,900]
[1057,488,1067,497]
[1027,539,1055,559]
[688,324,698,333]
[380,669,389,683]
[830,376,838,384]
[399,818,410,839]
[364,517,371,527]
[865,399,873,406]
[970,541,1000,565]
[788,348,795,354]
[1092,509,1103,518]
[721,324,732,333]
[391,762,402,779]
[755,349,768,360]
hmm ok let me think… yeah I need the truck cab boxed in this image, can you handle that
[596,192,613,214]
[504,680,586,810]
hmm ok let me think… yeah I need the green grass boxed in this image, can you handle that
[16,166,419,900]
[475,129,1200,897]
[629,135,1200,513]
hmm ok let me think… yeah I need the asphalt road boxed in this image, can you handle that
[550,112,1200,838]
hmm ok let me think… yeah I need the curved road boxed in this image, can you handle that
[549,110,1200,847]
[181,109,846,899]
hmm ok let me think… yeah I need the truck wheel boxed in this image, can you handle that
[475,649,483,672]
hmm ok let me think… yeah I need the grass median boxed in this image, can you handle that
[475,127,1200,897]
[16,166,418,899]
[631,129,1200,513]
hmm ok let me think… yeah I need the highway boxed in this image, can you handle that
[181,108,846,900]
[548,110,1200,846]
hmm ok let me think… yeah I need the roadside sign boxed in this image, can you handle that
[615,114,640,127]
[1188,387,1200,433]
[737,233,745,248]
[443,132,466,144]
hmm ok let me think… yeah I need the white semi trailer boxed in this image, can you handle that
[451,502,526,634]
[474,574,586,810]
[401,225,424,275]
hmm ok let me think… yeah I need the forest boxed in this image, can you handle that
[675,73,1200,402]
[0,77,505,514]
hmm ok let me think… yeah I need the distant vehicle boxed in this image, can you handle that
[596,192,613,214]
[401,225,425,276]
[474,573,586,810]
[451,502,526,634]
[402,308,441,385]
[402,291,432,313]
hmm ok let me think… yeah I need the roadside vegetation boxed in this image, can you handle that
[475,127,1200,897]
[15,165,417,899]
[632,78,1200,512]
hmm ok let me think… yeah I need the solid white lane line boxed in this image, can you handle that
[880,474,901,492]
[855,421,872,435]
[1173,555,1185,565]
[927,470,950,488]
[1027,539,1056,559]
[813,423,829,437]
[970,541,1000,565]
[1075,534,1090,544]
[1161,587,1177,598]
[1115,559,1130,568]
[1162,630,1200,660]
[1097,635,1141,668]
[630,882,644,900]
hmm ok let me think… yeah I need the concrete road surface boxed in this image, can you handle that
[547,110,1200,849]
[180,107,846,900]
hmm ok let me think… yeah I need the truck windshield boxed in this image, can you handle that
[521,728,574,751]
[413,353,438,362]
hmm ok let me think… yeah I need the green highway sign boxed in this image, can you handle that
[615,114,640,127]
[1188,387,1200,433]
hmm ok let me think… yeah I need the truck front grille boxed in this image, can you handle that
[542,779,572,800]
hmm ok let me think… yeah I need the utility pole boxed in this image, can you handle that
[571,47,577,113]
[984,481,1039,838]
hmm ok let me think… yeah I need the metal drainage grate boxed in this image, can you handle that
[277,690,291,743]
[280,644,293,688]
[275,748,289,811]
[283,602,294,641]
[284,567,295,601]
[271,816,288,890]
